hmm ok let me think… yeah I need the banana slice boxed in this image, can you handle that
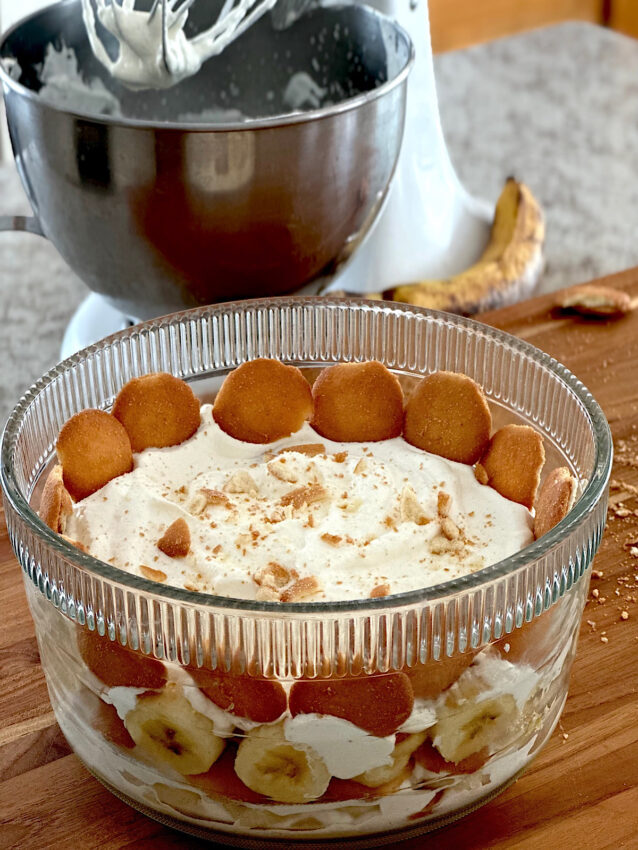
[124,683,225,775]
[353,731,426,788]
[432,694,518,764]
[234,722,331,803]
[382,178,544,314]
[431,649,540,764]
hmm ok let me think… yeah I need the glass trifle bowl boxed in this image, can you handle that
[1,297,611,847]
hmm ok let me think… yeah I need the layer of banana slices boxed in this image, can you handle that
[98,646,543,806]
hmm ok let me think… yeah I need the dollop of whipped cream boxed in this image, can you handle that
[284,714,395,779]
[38,44,122,115]
[65,405,533,601]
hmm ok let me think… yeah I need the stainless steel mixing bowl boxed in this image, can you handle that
[0,1,412,319]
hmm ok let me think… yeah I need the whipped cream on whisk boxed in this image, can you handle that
[81,0,278,89]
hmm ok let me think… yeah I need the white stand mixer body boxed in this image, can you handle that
[330,0,491,294]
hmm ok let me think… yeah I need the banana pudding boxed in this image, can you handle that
[36,358,584,841]
[59,406,534,600]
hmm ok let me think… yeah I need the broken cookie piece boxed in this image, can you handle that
[280,576,322,602]
[157,518,191,558]
[399,485,431,526]
[556,285,632,318]
[280,483,328,510]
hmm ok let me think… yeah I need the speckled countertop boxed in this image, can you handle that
[2,21,638,422]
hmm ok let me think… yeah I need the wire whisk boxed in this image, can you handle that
[81,0,281,89]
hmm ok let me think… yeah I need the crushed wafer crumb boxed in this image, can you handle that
[254,561,298,590]
[187,492,208,516]
[437,491,451,517]
[267,458,300,483]
[440,517,460,541]
[280,576,321,602]
[399,485,430,526]
[430,535,463,556]
[353,457,367,475]
[321,533,342,546]
[200,488,232,509]
[280,483,328,510]
[277,443,325,457]
[224,470,259,495]
[256,586,279,601]
[140,564,167,582]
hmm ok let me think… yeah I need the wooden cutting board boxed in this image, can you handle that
[2,270,638,850]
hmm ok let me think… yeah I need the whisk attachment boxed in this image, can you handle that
[81,0,279,89]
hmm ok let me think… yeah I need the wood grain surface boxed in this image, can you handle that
[429,0,602,53]
[2,270,638,849]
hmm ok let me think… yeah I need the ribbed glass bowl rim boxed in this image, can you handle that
[1,296,613,616]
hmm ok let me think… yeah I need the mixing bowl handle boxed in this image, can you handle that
[0,215,45,236]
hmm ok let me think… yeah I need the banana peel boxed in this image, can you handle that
[379,178,545,314]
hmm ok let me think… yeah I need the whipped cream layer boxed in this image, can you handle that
[65,405,533,601]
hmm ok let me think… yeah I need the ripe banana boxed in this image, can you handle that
[124,683,225,775]
[353,731,427,788]
[234,722,331,803]
[382,178,545,314]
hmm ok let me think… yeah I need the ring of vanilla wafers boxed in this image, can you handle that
[478,424,545,509]
[213,359,313,444]
[56,409,133,501]
[533,467,578,539]
[311,361,404,442]
[403,371,492,464]
[112,372,201,453]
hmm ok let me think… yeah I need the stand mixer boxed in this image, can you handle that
[0,0,492,357]
[328,0,492,297]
